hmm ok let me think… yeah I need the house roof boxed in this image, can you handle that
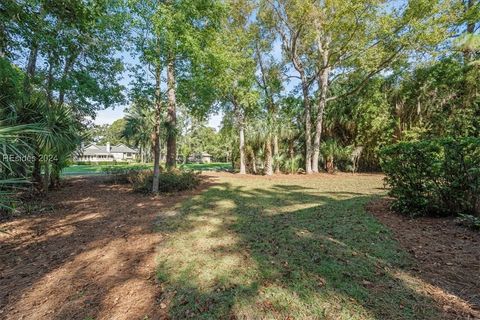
[81,144,137,155]
[111,144,138,153]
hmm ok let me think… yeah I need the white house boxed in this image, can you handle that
[187,152,212,163]
[75,142,138,162]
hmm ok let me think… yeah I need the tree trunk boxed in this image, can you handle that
[59,51,78,106]
[0,21,6,58]
[312,67,330,173]
[152,64,162,193]
[463,0,475,63]
[302,83,313,174]
[273,135,280,174]
[239,124,246,174]
[289,141,295,174]
[46,54,54,106]
[265,136,273,175]
[24,42,38,95]
[326,158,334,174]
[50,160,60,189]
[166,53,177,170]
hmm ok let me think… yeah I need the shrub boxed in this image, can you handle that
[380,137,480,217]
[127,170,154,192]
[456,214,480,230]
[102,165,141,184]
[128,169,201,193]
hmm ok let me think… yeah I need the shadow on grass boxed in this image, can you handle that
[154,180,443,319]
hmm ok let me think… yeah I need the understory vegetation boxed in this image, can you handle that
[381,137,480,217]
[1,0,478,211]
[102,165,201,193]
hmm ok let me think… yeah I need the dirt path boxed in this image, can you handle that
[0,177,193,320]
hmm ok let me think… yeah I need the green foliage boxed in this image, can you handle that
[319,139,352,173]
[281,154,302,174]
[128,170,201,194]
[0,57,23,102]
[456,214,480,230]
[380,138,480,217]
[88,119,128,145]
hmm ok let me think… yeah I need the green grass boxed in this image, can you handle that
[155,174,442,319]
[61,162,232,176]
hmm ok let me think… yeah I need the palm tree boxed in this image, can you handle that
[0,122,46,211]
[320,139,352,174]
[246,117,270,174]
[39,103,82,190]
[123,104,155,163]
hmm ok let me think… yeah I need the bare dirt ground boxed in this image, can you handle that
[0,176,202,320]
[367,198,480,320]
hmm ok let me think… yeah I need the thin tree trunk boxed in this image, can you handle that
[24,42,38,95]
[59,52,78,106]
[46,54,54,106]
[152,64,162,193]
[166,53,177,169]
[256,43,276,176]
[273,135,280,174]
[289,141,295,174]
[312,67,330,173]
[233,98,246,175]
[463,0,475,63]
[239,124,246,174]
[302,82,313,174]
[265,137,273,175]
[0,21,6,58]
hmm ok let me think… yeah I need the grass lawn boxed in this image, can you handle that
[61,162,232,176]
[155,173,441,319]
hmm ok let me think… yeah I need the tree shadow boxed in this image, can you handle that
[0,176,200,320]
[154,180,457,319]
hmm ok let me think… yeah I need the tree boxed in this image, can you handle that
[215,0,259,174]
[263,0,452,173]
[253,22,284,175]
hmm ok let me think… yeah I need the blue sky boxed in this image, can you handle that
[93,50,226,129]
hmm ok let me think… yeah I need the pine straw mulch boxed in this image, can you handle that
[367,198,480,320]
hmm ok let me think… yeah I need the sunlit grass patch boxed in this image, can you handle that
[154,174,442,319]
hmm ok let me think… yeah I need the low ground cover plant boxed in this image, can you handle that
[103,166,201,194]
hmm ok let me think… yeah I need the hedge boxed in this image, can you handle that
[380,137,480,217]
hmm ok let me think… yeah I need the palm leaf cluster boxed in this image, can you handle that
[0,99,82,212]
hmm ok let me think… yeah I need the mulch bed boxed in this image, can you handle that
[367,198,480,320]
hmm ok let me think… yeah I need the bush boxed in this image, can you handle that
[102,165,150,184]
[380,137,480,217]
[456,214,480,230]
[128,169,201,193]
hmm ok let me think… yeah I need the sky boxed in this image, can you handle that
[94,106,224,129]
[92,51,226,130]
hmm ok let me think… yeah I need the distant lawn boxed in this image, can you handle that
[155,174,442,319]
[62,162,231,176]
